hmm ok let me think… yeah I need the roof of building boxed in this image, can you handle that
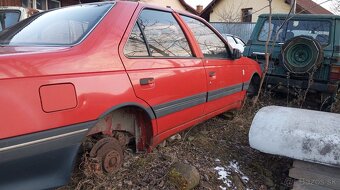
[287,0,333,14]
[197,0,333,20]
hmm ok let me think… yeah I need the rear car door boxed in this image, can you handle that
[119,8,207,134]
[180,16,244,114]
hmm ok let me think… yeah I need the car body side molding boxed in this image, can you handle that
[0,120,96,190]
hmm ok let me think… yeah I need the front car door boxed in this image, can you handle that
[180,15,245,114]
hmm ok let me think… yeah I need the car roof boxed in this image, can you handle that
[259,13,340,20]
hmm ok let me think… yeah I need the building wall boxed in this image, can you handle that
[210,0,291,22]
[140,0,187,12]
[0,0,21,6]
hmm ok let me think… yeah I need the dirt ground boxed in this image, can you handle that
[59,92,340,190]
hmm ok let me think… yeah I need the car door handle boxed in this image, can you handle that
[140,78,154,85]
[209,71,216,77]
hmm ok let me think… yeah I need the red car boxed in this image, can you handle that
[0,1,261,189]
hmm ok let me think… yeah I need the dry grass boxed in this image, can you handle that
[59,92,339,190]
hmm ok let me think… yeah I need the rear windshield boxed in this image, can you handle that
[0,10,20,31]
[258,19,331,45]
[0,3,113,46]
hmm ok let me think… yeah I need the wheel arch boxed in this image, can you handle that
[245,72,261,97]
[98,102,155,120]
[87,102,156,152]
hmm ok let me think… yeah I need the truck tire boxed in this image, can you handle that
[281,36,323,74]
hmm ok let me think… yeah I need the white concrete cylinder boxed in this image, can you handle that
[249,106,340,166]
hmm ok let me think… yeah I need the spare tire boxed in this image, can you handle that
[281,36,323,74]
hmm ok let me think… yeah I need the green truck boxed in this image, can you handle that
[244,14,340,110]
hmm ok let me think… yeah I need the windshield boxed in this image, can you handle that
[0,10,20,31]
[0,3,113,46]
[258,19,331,45]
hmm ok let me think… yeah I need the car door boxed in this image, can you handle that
[119,8,207,134]
[180,15,244,114]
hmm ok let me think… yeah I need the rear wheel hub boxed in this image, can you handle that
[89,137,123,174]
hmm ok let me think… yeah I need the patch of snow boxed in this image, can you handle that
[214,159,251,189]
[214,166,232,188]
[242,176,249,183]
[215,158,221,162]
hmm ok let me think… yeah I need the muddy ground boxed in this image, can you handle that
[59,92,340,190]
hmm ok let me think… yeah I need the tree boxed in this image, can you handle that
[253,0,272,105]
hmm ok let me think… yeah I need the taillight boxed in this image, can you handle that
[330,64,340,81]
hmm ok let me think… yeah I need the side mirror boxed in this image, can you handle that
[232,49,242,60]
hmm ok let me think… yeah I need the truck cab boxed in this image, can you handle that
[244,14,340,110]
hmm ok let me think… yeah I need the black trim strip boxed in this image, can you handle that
[207,83,243,102]
[0,120,96,156]
[152,82,247,118]
[243,81,250,91]
[153,93,207,118]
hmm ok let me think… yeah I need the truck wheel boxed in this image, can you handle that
[282,36,323,74]
[89,137,123,173]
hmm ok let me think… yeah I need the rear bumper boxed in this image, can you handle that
[266,75,338,94]
[0,121,96,190]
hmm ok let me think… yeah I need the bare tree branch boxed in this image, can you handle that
[253,0,273,105]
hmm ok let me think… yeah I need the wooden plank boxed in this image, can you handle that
[293,160,340,177]
[293,180,334,190]
[289,167,340,189]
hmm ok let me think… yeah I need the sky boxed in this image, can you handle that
[185,0,211,8]
[313,0,335,12]
[185,0,335,13]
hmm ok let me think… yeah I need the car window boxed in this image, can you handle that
[124,23,149,57]
[0,3,113,46]
[258,19,286,42]
[235,37,245,46]
[226,36,237,46]
[258,19,331,45]
[181,15,229,59]
[0,11,20,31]
[138,9,192,57]
[286,20,330,45]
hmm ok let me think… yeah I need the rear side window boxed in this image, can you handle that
[181,15,229,59]
[0,3,113,46]
[124,23,149,57]
[137,9,192,57]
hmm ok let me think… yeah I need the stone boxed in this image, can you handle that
[168,162,200,190]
